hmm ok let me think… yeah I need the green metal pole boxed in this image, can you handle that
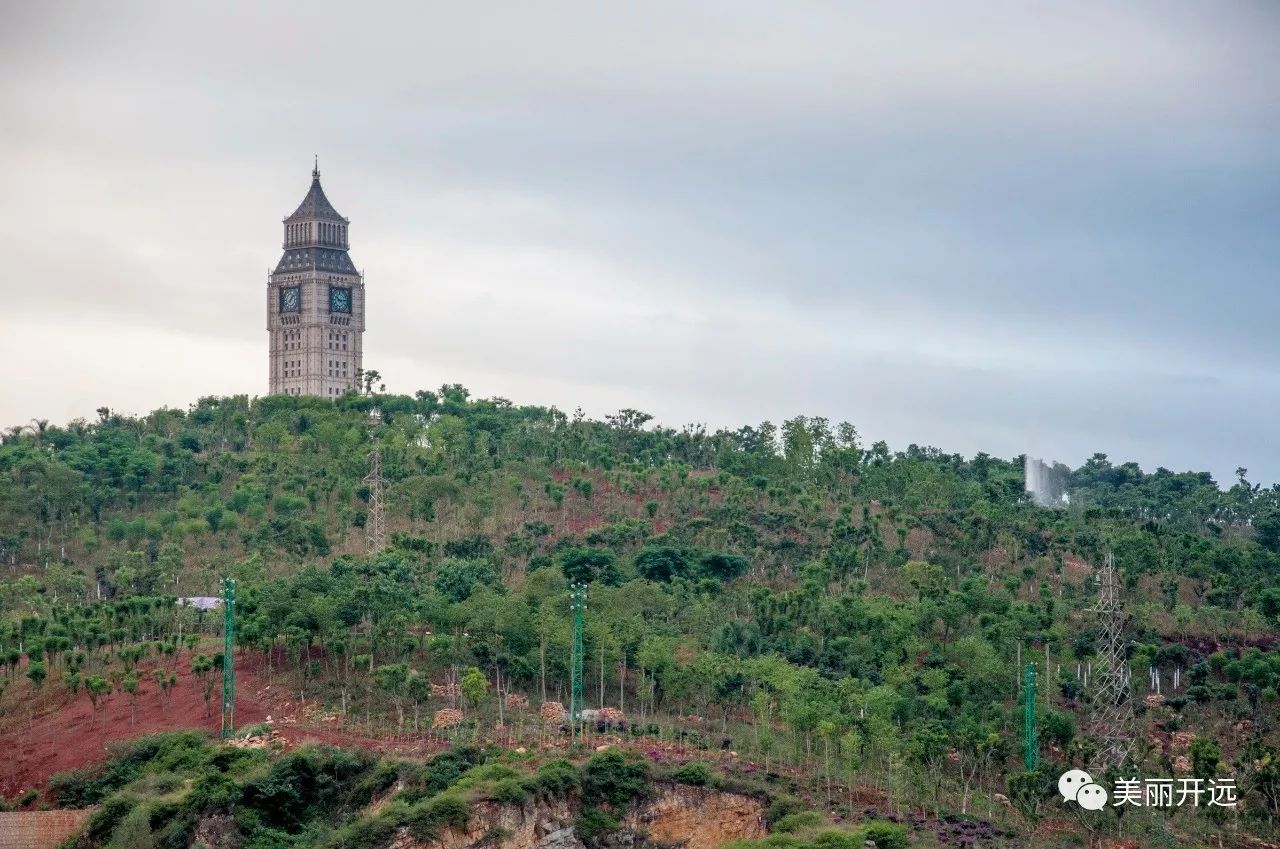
[221,578,236,739]
[1024,662,1038,770]
[570,582,585,739]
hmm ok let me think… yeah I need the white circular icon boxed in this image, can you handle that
[1058,769,1093,801]
[1076,783,1109,810]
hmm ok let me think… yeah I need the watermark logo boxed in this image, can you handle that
[1058,769,1108,810]
[1058,770,1237,809]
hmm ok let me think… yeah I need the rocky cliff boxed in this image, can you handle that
[390,785,766,849]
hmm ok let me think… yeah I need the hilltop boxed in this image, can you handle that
[1,386,1279,847]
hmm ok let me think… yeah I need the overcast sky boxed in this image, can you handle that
[1,3,1278,483]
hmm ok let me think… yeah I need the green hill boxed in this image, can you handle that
[2,385,1279,844]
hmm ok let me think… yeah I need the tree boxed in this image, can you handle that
[193,655,216,718]
[907,719,950,815]
[461,666,489,710]
[699,552,749,582]
[358,369,386,396]
[1255,510,1280,554]
[560,547,618,585]
[1259,588,1280,630]
[122,672,139,726]
[26,661,46,690]
[1190,737,1222,781]
[902,560,947,601]
[433,559,499,603]
[375,663,411,727]
[86,676,111,724]
[634,547,689,582]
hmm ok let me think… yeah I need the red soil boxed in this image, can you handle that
[0,651,427,799]
[0,653,261,797]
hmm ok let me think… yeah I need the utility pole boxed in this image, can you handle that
[1024,662,1038,770]
[570,582,586,739]
[364,409,386,554]
[221,577,236,739]
[1090,551,1135,769]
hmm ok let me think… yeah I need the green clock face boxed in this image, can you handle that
[329,286,352,314]
[279,286,300,312]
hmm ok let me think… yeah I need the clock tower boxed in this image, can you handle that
[267,163,365,397]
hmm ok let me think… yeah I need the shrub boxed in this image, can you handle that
[580,751,649,809]
[451,763,520,790]
[1041,710,1075,747]
[533,759,580,799]
[111,804,157,849]
[856,820,908,849]
[810,831,865,849]
[574,806,620,843]
[240,745,375,832]
[51,732,215,807]
[404,794,469,840]
[84,793,141,844]
[670,761,713,786]
[349,759,403,808]
[185,772,242,814]
[771,811,823,834]
[406,747,485,799]
[490,778,528,806]
[764,796,805,828]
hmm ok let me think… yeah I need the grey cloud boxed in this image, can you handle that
[1,2,1278,482]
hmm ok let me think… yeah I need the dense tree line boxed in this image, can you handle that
[3,386,1280,839]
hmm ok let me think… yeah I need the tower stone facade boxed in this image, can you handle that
[267,165,365,397]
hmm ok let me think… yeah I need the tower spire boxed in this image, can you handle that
[312,154,320,180]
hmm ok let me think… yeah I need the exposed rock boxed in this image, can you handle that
[395,796,576,849]
[191,813,242,849]
[621,784,766,849]
[538,827,585,849]
[396,784,764,849]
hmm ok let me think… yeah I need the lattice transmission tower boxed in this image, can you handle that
[1089,551,1135,769]
[1023,662,1038,770]
[220,577,236,738]
[569,582,586,737]
[364,409,386,554]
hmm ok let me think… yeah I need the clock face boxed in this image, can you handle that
[329,286,352,314]
[279,286,300,313]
